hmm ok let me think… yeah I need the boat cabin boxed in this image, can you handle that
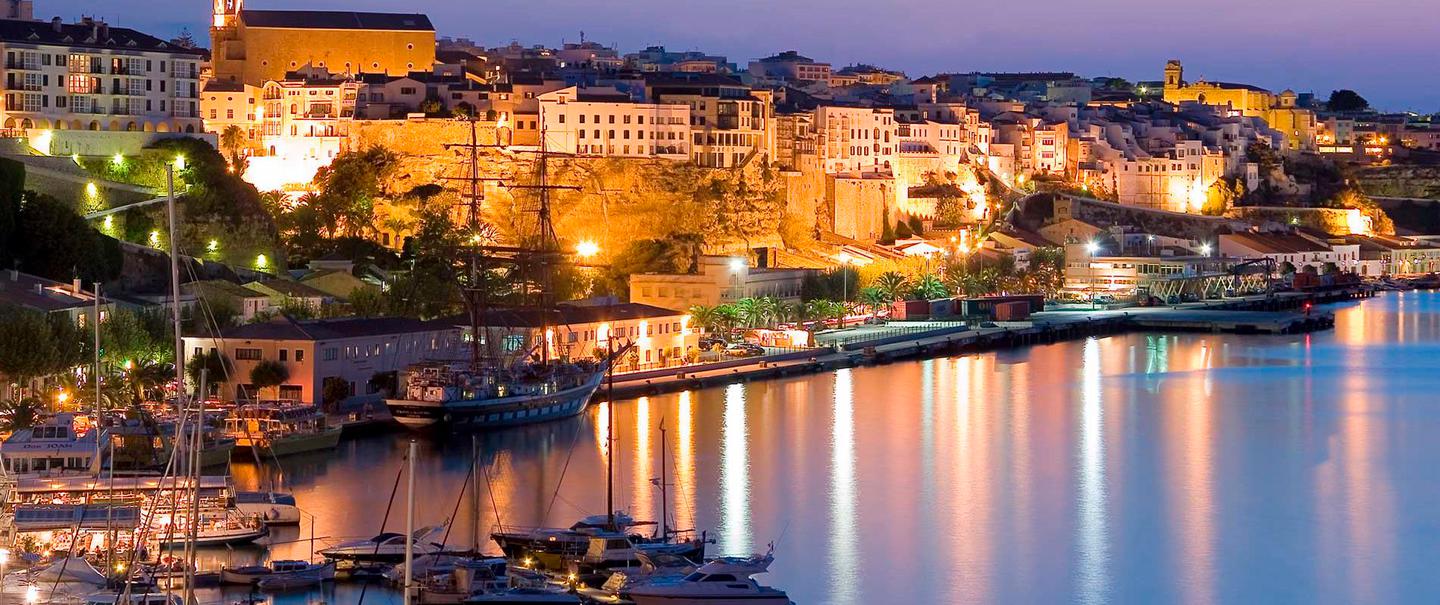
[224,401,328,440]
[0,414,105,476]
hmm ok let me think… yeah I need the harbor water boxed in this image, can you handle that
[210,290,1440,604]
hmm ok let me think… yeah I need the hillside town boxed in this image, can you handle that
[0,0,1437,601]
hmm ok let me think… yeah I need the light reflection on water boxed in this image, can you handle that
[206,292,1440,604]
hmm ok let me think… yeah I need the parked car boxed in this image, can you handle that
[724,343,765,357]
[699,336,727,351]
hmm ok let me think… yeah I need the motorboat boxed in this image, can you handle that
[574,533,706,576]
[318,525,448,562]
[405,556,511,604]
[626,551,791,605]
[224,401,342,457]
[0,414,105,477]
[254,561,336,591]
[490,512,641,560]
[233,491,301,525]
[576,552,698,603]
[220,559,334,585]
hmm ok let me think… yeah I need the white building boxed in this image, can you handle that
[1219,232,1361,274]
[538,86,690,159]
[815,105,897,175]
[182,316,463,406]
[0,16,203,135]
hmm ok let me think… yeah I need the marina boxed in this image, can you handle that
[1,289,1433,604]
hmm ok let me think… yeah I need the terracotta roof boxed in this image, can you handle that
[0,271,104,312]
[240,9,434,31]
[0,18,205,56]
[207,315,455,341]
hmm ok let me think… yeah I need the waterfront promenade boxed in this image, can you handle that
[604,287,1369,399]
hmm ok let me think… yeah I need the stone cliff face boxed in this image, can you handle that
[1358,165,1440,200]
[349,120,792,255]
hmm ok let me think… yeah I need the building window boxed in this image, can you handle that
[235,348,262,360]
[296,349,304,362]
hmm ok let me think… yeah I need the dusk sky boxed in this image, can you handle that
[63,0,1440,111]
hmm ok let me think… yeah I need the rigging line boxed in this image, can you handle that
[437,446,476,550]
[480,455,504,533]
[542,412,588,524]
[119,401,187,601]
[356,451,408,605]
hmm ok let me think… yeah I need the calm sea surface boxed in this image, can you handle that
[205,291,1440,604]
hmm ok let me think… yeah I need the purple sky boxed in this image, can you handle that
[61,0,1440,111]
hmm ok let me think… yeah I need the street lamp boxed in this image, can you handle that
[1085,241,1101,309]
[1200,243,1213,256]
[837,253,852,329]
[576,240,600,259]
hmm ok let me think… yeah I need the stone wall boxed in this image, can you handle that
[829,175,894,241]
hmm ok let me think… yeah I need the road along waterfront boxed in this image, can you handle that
[210,290,1438,604]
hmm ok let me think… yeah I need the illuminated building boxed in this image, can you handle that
[537,85,690,159]
[0,270,112,328]
[629,256,810,310]
[182,315,463,404]
[815,105,897,175]
[1218,231,1360,274]
[0,16,203,135]
[748,50,831,83]
[643,73,775,168]
[468,302,701,370]
[1161,60,1317,152]
[210,0,435,86]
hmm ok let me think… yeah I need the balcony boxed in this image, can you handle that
[4,62,36,70]
[170,70,198,79]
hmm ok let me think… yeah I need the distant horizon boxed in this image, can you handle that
[54,0,1440,113]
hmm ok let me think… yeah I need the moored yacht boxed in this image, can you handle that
[234,491,301,524]
[626,551,792,605]
[0,414,105,477]
[223,401,342,457]
[318,525,449,563]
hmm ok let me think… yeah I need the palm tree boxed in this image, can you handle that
[859,287,890,316]
[874,271,910,303]
[120,361,174,406]
[0,397,43,432]
[911,274,950,300]
[688,305,720,333]
[220,124,245,157]
[732,297,767,329]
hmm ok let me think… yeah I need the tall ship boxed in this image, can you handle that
[385,121,626,431]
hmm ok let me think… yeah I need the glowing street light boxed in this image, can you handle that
[1084,240,1101,255]
[111,152,124,167]
[173,155,186,170]
[255,253,269,270]
[55,389,69,404]
[1200,243,1213,256]
[575,240,600,259]
[729,258,746,272]
[207,239,219,252]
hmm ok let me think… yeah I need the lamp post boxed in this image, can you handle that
[838,252,851,329]
[1085,240,1101,310]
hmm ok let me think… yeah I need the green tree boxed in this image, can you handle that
[0,397,42,431]
[911,274,949,300]
[185,350,233,394]
[859,286,890,315]
[12,192,123,284]
[349,286,387,317]
[0,157,23,268]
[1326,89,1370,112]
[1279,261,1297,275]
[874,271,909,302]
[248,360,290,399]
[880,216,896,244]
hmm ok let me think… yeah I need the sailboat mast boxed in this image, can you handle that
[605,338,615,531]
[166,165,184,418]
[471,434,481,553]
[404,439,417,605]
[659,420,668,540]
[93,281,101,465]
[183,369,206,605]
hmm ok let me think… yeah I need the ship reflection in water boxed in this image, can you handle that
[220,292,1440,604]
